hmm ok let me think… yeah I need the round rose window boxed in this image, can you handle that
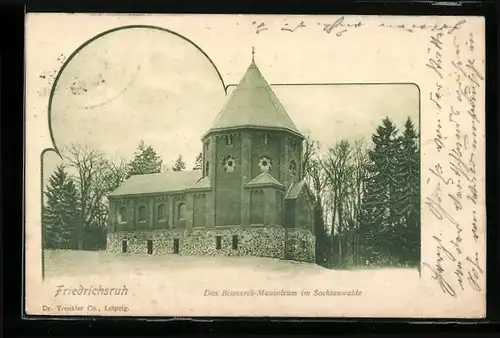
[259,156,272,171]
[223,155,236,172]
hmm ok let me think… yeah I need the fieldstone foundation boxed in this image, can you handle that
[107,226,315,263]
[284,228,316,263]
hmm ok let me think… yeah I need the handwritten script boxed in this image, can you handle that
[251,16,363,36]
[423,20,484,298]
[250,17,467,37]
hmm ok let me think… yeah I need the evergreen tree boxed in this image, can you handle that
[359,117,400,265]
[42,165,79,249]
[172,155,187,172]
[127,140,164,178]
[393,117,420,265]
[193,152,203,170]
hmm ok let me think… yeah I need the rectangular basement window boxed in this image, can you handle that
[147,240,153,255]
[216,235,222,250]
[121,240,127,253]
[173,238,179,254]
[232,235,238,250]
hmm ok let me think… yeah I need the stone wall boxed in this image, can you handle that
[182,227,285,258]
[284,228,316,263]
[107,227,287,259]
[107,229,185,255]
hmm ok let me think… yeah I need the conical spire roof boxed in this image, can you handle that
[204,52,303,138]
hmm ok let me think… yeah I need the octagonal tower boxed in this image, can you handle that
[201,52,305,228]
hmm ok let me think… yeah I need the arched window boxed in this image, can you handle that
[205,161,210,177]
[117,206,128,224]
[263,133,269,145]
[290,138,297,150]
[289,160,297,176]
[138,205,147,222]
[157,204,166,221]
[225,134,233,145]
[177,203,187,220]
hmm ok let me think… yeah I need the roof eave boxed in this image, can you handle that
[202,125,305,140]
[108,184,213,199]
[244,182,285,190]
[108,189,189,199]
[185,186,212,192]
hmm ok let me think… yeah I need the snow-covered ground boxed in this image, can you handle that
[44,250,328,278]
[33,250,430,318]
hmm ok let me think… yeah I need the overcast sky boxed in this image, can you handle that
[45,27,419,184]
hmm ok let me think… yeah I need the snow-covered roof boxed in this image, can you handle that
[245,171,284,189]
[108,171,207,197]
[285,180,307,199]
[187,176,211,190]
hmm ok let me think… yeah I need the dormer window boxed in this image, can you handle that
[225,134,233,145]
[263,133,269,145]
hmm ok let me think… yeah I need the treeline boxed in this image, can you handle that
[304,117,420,268]
[43,141,192,250]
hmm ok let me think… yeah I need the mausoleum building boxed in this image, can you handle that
[106,55,316,262]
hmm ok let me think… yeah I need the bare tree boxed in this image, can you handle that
[302,135,327,210]
[302,135,330,264]
[351,139,369,265]
[105,159,129,191]
[302,134,319,180]
[322,140,353,266]
[61,144,127,249]
[99,159,129,230]
[303,136,370,267]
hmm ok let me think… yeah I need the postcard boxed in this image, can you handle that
[24,13,486,318]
